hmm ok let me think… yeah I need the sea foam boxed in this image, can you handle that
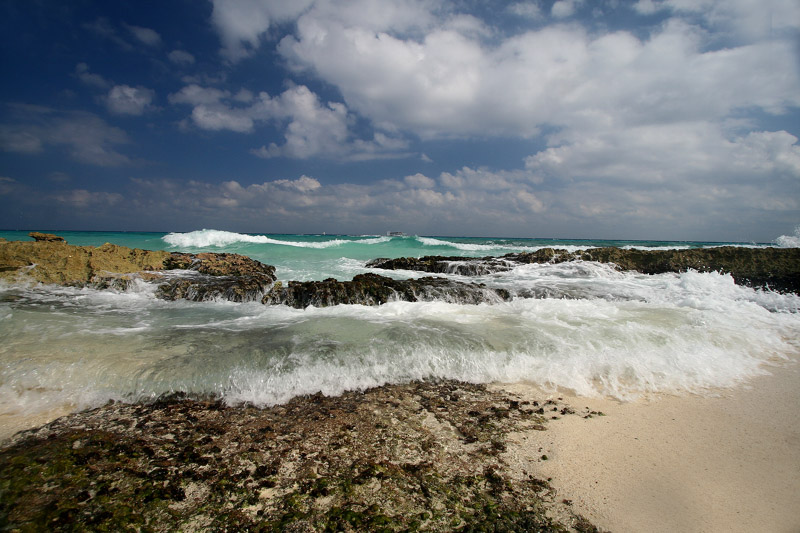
[775,226,800,248]
[163,229,388,249]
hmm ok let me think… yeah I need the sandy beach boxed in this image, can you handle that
[498,355,800,533]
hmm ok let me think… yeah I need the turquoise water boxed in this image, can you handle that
[0,228,777,282]
[1,228,798,437]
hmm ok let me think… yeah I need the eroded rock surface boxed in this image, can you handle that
[0,237,277,303]
[368,246,800,293]
[263,273,511,308]
[0,237,510,306]
[0,381,598,532]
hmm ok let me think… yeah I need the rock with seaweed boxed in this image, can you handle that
[0,381,599,532]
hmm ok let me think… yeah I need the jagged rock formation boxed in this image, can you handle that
[28,231,65,242]
[0,237,507,306]
[368,246,800,293]
[0,237,277,303]
[262,273,511,308]
[0,239,171,286]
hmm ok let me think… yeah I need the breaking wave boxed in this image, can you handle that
[163,229,389,249]
[775,226,800,248]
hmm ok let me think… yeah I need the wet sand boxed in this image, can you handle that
[498,356,800,533]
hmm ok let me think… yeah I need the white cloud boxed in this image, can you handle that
[106,85,155,115]
[169,85,230,105]
[124,24,162,47]
[252,85,350,159]
[0,105,131,166]
[551,0,582,18]
[191,105,254,133]
[279,10,800,140]
[168,50,196,64]
[74,63,110,89]
[170,82,411,160]
[210,0,314,61]
[404,173,436,188]
[507,2,543,19]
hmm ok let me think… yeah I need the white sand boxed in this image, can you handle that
[497,358,800,533]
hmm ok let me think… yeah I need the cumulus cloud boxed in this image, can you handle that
[278,8,800,139]
[169,83,410,160]
[106,85,155,115]
[0,104,131,166]
[122,164,551,235]
[210,0,315,61]
[168,50,196,64]
[191,105,254,133]
[124,24,162,47]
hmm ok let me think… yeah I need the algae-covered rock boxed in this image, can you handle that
[0,381,597,532]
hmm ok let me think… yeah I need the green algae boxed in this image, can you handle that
[1,381,599,532]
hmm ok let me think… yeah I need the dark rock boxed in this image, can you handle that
[369,246,800,293]
[156,252,277,303]
[262,273,511,308]
[28,232,65,242]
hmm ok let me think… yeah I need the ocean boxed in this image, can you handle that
[1,228,799,433]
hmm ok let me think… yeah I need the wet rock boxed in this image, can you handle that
[0,239,276,303]
[0,380,596,532]
[156,252,277,303]
[28,231,65,242]
[370,246,800,293]
[262,273,511,308]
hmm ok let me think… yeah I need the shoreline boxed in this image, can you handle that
[496,354,800,533]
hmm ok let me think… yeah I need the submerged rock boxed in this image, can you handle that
[262,273,511,308]
[369,246,800,293]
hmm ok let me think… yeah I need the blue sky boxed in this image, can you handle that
[1,0,799,241]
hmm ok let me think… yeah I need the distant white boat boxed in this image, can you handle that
[387,231,406,236]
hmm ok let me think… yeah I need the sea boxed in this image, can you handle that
[1,228,799,435]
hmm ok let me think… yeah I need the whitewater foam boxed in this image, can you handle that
[163,229,390,249]
[775,226,800,248]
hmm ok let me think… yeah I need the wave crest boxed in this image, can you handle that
[162,229,390,249]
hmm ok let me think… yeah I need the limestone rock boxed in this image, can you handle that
[28,232,65,242]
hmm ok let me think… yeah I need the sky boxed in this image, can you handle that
[1,0,799,242]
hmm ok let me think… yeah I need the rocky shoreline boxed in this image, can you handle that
[0,380,600,532]
[368,246,800,294]
[0,234,510,306]
[3,234,798,308]
[2,232,797,531]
